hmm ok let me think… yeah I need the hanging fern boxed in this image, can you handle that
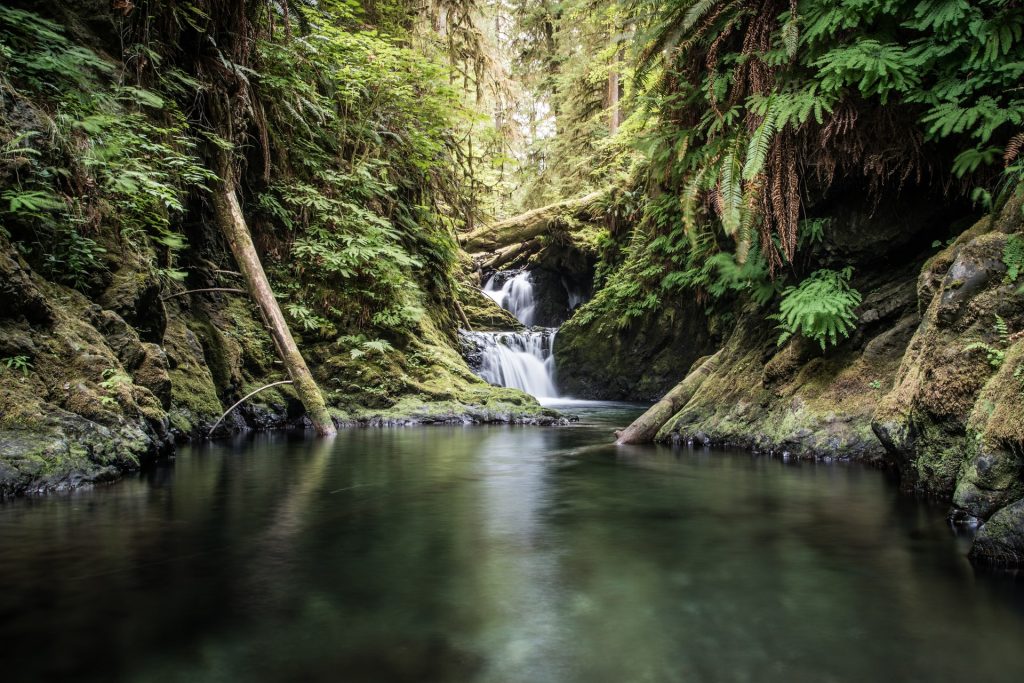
[774,267,862,350]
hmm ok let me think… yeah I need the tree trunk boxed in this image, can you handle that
[211,173,337,437]
[615,351,721,445]
[607,70,620,135]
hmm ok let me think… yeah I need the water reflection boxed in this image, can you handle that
[0,411,1023,682]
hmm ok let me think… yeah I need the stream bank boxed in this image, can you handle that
[460,177,1024,565]
[0,2,563,498]
[547,192,1024,566]
[0,248,562,498]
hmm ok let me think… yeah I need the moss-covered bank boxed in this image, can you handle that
[0,246,563,498]
[582,194,1024,565]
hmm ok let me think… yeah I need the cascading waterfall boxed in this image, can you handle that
[462,329,558,398]
[462,270,560,398]
[481,271,537,326]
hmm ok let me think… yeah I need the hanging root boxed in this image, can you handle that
[160,287,246,300]
[208,380,294,437]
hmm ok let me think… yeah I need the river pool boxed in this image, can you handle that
[2,401,1023,682]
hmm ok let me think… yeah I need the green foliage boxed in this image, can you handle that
[560,0,1024,342]
[98,367,132,407]
[624,0,1024,286]
[1004,234,1024,283]
[965,314,1011,368]
[2,1,471,351]
[247,4,468,338]
[1,356,33,376]
[774,268,863,350]
[0,6,206,290]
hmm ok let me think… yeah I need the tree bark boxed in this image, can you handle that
[607,70,620,135]
[615,351,721,445]
[211,173,337,437]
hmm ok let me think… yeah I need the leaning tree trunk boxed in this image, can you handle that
[615,351,722,445]
[211,171,337,437]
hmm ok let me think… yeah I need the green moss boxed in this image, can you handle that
[164,319,224,434]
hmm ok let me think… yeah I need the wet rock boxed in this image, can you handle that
[970,498,1024,566]
[0,251,53,324]
[100,268,167,343]
[527,268,575,327]
[556,298,717,401]
[133,343,172,409]
[91,308,145,368]
[0,407,160,499]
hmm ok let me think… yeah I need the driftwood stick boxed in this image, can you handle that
[208,380,294,437]
[455,300,473,331]
[161,288,246,301]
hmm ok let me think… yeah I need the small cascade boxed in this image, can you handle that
[462,269,561,398]
[460,329,558,399]
[482,271,537,326]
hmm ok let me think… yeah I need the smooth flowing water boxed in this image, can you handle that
[460,329,558,398]
[2,403,1024,682]
[465,270,560,397]
[482,271,538,326]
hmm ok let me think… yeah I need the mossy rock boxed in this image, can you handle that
[970,498,1024,566]
[874,194,1024,497]
[556,299,717,401]
[655,263,921,462]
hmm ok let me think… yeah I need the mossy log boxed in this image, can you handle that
[212,172,337,437]
[462,190,605,253]
[615,351,722,445]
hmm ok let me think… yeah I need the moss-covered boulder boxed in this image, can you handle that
[653,265,918,460]
[555,301,718,401]
[873,195,1024,497]
[970,498,1024,566]
[0,252,172,497]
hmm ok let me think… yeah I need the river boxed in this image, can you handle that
[2,401,1024,682]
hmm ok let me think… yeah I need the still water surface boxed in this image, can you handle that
[2,402,1024,682]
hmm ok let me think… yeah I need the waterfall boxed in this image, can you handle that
[460,329,558,399]
[462,270,560,398]
[482,271,537,326]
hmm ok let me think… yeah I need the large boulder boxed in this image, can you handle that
[873,194,1024,496]
[653,265,919,460]
[555,296,719,401]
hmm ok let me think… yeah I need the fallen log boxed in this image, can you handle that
[462,190,605,253]
[615,350,722,445]
[479,238,541,271]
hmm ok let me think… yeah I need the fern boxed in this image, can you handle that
[774,267,862,350]
[964,341,1005,369]
[964,314,1012,368]
[1003,234,1024,283]
[743,103,777,181]
[815,40,920,103]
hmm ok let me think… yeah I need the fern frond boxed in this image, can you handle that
[743,102,777,180]
[775,268,862,350]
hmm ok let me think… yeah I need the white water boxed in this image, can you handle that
[482,271,537,327]
[465,270,560,398]
[462,329,558,399]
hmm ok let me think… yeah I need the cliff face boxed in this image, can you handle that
[556,302,720,401]
[872,196,1024,565]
